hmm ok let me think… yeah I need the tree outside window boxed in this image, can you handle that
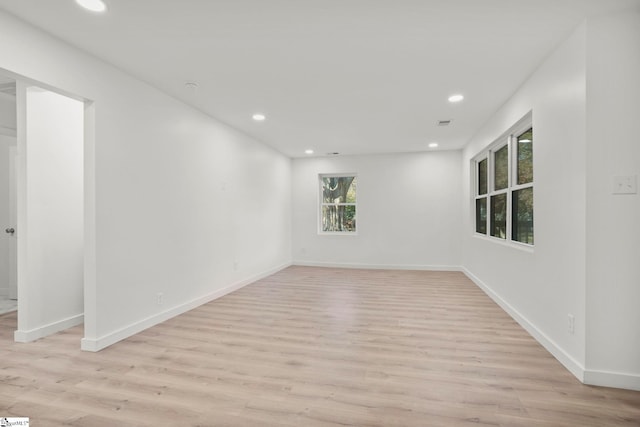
[320,175,356,233]
[473,117,533,246]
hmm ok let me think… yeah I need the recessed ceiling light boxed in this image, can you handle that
[252,113,266,121]
[305,149,314,155]
[75,0,107,13]
[448,94,464,103]
[428,142,439,148]
[184,81,199,90]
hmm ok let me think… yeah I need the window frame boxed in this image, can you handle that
[318,173,358,235]
[472,113,533,247]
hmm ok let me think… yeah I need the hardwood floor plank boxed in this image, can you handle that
[1,266,639,426]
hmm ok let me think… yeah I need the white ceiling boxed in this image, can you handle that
[1,0,639,157]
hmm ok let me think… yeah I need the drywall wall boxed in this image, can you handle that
[292,151,462,269]
[0,10,291,349]
[585,12,640,389]
[14,87,84,341]
[461,23,588,377]
[462,11,640,390]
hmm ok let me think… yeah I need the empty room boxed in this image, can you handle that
[0,0,639,426]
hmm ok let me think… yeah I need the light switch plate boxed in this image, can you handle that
[613,175,637,194]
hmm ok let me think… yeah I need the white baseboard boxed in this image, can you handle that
[81,262,292,352]
[293,260,462,272]
[584,370,640,391]
[461,267,586,382]
[78,260,640,392]
[14,313,84,343]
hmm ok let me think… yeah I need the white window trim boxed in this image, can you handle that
[472,112,533,247]
[318,173,358,235]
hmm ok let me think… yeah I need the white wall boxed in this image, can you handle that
[462,11,640,391]
[0,10,291,350]
[14,87,84,341]
[461,24,588,377]
[292,151,462,269]
[585,12,640,388]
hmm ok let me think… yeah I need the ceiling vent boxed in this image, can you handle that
[437,119,452,126]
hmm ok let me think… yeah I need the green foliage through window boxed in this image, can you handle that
[517,129,533,185]
[474,118,533,245]
[321,176,357,232]
[494,145,509,191]
[478,158,488,195]
[513,187,534,244]
[475,198,487,234]
[490,194,507,239]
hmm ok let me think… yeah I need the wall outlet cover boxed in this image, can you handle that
[613,175,637,195]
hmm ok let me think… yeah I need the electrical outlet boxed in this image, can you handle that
[157,292,164,306]
[568,314,575,335]
[613,175,637,194]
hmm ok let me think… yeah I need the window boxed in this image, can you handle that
[494,145,509,191]
[473,116,533,245]
[320,175,357,233]
[477,158,488,195]
[512,128,534,244]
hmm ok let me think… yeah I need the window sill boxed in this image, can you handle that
[473,233,534,253]
[318,232,358,236]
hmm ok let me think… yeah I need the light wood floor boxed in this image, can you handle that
[1,267,639,426]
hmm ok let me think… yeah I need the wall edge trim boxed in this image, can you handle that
[80,262,292,352]
[461,266,587,382]
[293,260,462,271]
[584,370,640,391]
[14,313,84,343]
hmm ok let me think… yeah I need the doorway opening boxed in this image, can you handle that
[0,69,92,344]
[0,75,17,316]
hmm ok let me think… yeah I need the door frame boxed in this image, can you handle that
[1,67,96,346]
[8,144,17,300]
